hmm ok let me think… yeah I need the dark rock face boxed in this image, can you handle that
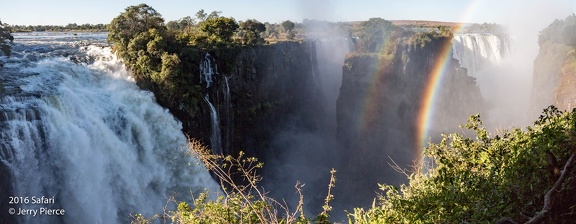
[155,35,483,214]
[163,42,318,160]
[335,36,483,208]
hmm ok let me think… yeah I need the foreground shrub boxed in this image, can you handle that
[348,106,576,224]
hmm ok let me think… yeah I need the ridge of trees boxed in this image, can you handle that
[8,23,108,32]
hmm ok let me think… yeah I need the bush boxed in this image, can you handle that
[348,106,576,224]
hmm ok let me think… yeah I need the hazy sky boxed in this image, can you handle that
[1,0,575,26]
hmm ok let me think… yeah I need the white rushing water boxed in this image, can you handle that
[452,33,512,76]
[203,95,222,155]
[222,76,232,155]
[0,33,220,223]
[199,53,217,88]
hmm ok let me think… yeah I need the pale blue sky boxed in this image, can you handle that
[1,0,575,26]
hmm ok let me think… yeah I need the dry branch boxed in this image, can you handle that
[525,153,576,224]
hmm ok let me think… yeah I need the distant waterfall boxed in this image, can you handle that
[452,33,511,75]
[309,41,317,78]
[200,53,218,88]
[204,95,222,155]
[0,33,221,224]
[222,76,233,155]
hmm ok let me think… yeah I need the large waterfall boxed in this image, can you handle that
[452,33,511,75]
[0,33,220,223]
[452,32,531,128]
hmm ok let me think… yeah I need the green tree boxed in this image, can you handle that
[356,17,399,52]
[239,19,266,45]
[107,4,164,59]
[0,20,14,58]
[281,20,295,33]
[200,17,239,44]
[281,20,296,40]
[264,22,279,39]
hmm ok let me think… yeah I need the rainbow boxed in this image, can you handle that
[351,2,482,162]
[416,1,481,154]
[415,26,462,152]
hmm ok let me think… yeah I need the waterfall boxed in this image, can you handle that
[0,33,220,224]
[200,53,218,88]
[223,76,233,155]
[452,33,511,75]
[204,95,222,155]
[309,41,317,78]
[312,38,355,123]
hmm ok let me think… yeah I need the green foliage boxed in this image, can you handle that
[281,20,295,33]
[107,3,164,57]
[0,20,14,58]
[355,18,402,53]
[201,17,239,44]
[166,16,196,32]
[9,24,108,32]
[348,106,576,223]
[281,20,296,40]
[239,19,266,45]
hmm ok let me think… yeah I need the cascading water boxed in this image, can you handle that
[0,33,220,224]
[452,33,511,75]
[199,52,223,155]
[199,53,217,88]
[203,95,222,155]
[222,76,232,155]
[452,32,530,128]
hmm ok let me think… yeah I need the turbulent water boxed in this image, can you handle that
[0,33,220,223]
[452,33,512,75]
[450,32,533,128]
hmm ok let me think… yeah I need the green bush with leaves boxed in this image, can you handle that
[348,106,576,224]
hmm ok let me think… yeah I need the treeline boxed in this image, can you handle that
[9,23,108,32]
[538,14,576,46]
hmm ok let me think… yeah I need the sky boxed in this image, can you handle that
[1,0,575,26]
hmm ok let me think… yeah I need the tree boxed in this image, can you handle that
[239,19,266,45]
[281,20,295,33]
[200,17,239,43]
[0,20,14,58]
[356,17,399,52]
[264,22,279,39]
[281,20,296,40]
[107,4,164,58]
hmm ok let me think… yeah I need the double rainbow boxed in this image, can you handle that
[355,2,481,161]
